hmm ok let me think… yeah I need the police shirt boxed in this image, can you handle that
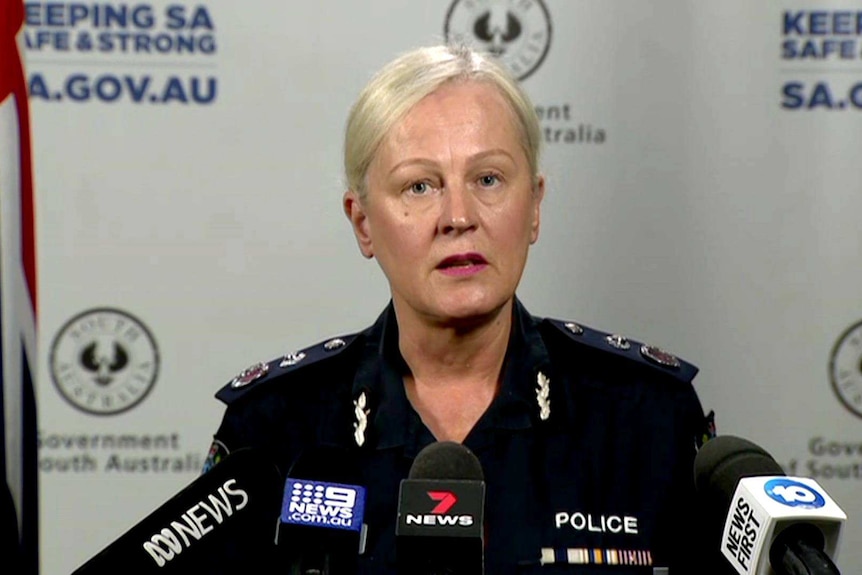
[209,298,717,574]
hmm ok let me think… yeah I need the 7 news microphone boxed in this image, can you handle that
[277,447,367,574]
[396,441,486,575]
[694,435,846,575]
[72,448,283,574]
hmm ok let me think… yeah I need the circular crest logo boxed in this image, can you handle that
[764,478,826,509]
[49,308,159,416]
[444,0,552,81]
[829,319,862,419]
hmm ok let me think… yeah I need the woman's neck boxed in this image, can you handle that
[394,299,514,442]
[394,299,513,385]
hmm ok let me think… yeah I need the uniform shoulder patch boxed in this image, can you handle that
[201,438,229,474]
[697,410,717,449]
[543,318,698,383]
[215,332,361,404]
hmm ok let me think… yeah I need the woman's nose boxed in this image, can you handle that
[438,183,477,235]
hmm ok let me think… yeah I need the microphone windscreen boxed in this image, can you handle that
[696,437,847,575]
[73,447,282,574]
[398,442,486,574]
[278,447,367,573]
[408,441,484,481]
[694,435,785,521]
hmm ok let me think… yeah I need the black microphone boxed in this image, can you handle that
[277,447,367,574]
[396,441,485,575]
[694,436,846,575]
[72,448,283,574]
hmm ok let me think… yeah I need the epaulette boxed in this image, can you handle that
[543,318,698,383]
[215,332,362,404]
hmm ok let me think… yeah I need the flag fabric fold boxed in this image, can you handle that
[1,1,39,573]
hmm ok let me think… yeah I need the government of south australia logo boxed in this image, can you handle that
[829,319,862,419]
[444,0,552,81]
[50,308,159,415]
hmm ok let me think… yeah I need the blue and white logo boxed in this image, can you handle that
[764,479,826,509]
[281,479,366,531]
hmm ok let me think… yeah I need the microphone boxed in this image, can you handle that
[277,447,367,574]
[72,448,283,574]
[694,435,846,575]
[396,441,486,575]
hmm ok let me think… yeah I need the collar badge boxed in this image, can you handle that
[353,391,370,447]
[536,371,551,421]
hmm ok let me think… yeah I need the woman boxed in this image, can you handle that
[208,45,714,574]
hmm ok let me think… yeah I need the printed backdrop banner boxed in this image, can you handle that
[23,1,862,573]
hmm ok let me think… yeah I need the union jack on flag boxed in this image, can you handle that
[0,0,39,572]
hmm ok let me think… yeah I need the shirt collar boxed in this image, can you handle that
[350,298,554,452]
[492,297,553,429]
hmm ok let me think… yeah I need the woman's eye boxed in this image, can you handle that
[410,182,429,194]
[479,174,499,187]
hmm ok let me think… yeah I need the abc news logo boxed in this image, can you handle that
[282,480,365,531]
[405,490,474,527]
[143,478,248,567]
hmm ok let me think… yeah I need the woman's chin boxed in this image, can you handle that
[426,295,513,326]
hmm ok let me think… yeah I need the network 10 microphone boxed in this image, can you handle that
[396,441,486,575]
[694,435,846,575]
[277,447,367,574]
[72,448,283,574]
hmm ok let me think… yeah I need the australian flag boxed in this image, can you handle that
[1,1,39,573]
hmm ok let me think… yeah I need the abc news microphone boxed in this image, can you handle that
[396,441,485,575]
[277,447,367,574]
[72,448,283,574]
[694,435,846,575]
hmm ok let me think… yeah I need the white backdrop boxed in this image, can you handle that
[23,1,862,573]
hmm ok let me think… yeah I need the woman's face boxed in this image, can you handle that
[344,80,544,326]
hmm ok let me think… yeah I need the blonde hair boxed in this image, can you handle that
[344,44,542,198]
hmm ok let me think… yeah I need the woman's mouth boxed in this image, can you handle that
[437,253,488,276]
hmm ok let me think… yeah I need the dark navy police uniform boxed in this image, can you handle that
[208,299,717,574]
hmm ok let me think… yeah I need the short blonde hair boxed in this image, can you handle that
[344,45,542,198]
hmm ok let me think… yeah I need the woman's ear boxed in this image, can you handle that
[530,175,545,244]
[343,190,374,258]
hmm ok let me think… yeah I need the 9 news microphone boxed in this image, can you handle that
[73,448,283,574]
[694,435,846,575]
[277,447,367,574]
[396,441,485,575]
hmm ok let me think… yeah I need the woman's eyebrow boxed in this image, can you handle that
[387,149,516,176]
